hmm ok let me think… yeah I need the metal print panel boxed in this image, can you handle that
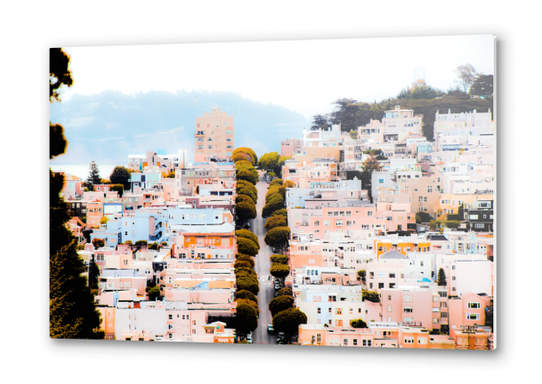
[49,35,496,349]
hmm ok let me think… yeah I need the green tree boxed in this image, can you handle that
[270,179,284,187]
[148,285,161,301]
[311,114,331,130]
[264,226,291,252]
[416,211,433,223]
[92,238,105,249]
[361,154,384,203]
[262,195,285,218]
[235,302,258,335]
[349,130,358,140]
[236,289,258,304]
[236,194,254,205]
[50,50,104,338]
[437,268,447,287]
[109,166,132,190]
[234,260,253,270]
[236,276,259,295]
[455,63,478,93]
[237,237,259,256]
[237,188,258,205]
[265,215,287,231]
[469,74,493,97]
[275,287,293,297]
[85,161,101,188]
[237,169,258,185]
[109,184,124,197]
[236,201,257,223]
[270,254,289,264]
[270,262,290,279]
[236,298,259,316]
[362,289,380,303]
[258,152,280,173]
[268,295,294,316]
[236,229,259,249]
[272,209,288,218]
[357,270,366,283]
[350,318,368,328]
[272,308,307,337]
[233,147,258,166]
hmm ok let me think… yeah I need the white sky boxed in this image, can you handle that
[61,34,495,119]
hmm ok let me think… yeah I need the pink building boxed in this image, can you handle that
[281,137,303,157]
[195,107,235,163]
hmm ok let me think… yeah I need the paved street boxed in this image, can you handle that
[250,173,277,345]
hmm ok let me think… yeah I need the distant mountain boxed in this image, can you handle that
[49,90,309,166]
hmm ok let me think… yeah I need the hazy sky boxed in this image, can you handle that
[61,34,495,119]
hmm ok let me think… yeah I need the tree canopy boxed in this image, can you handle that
[272,308,307,336]
[469,74,493,97]
[270,262,290,279]
[235,302,258,334]
[109,166,132,190]
[264,226,290,251]
[236,229,259,249]
[236,201,257,222]
[265,215,287,231]
[236,237,259,256]
[350,318,368,328]
[85,161,101,188]
[268,295,294,317]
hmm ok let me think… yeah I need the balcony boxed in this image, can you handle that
[194,131,205,137]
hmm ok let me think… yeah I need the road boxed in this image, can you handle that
[249,173,277,345]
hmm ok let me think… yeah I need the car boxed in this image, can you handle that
[247,332,253,343]
[243,222,251,229]
[267,324,274,333]
[272,248,278,253]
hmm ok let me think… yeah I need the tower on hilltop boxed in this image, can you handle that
[194,106,235,163]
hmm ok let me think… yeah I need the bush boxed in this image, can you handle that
[350,319,368,328]
[265,215,287,231]
[236,276,259,295]
[268,295,294,316]
[237,169,258,185]
[270,254,289,264]
[272,209,287,218]
[236,229,259,249]
[237,237,259,256]
[362,289,380,303]
[270,262,290,279]
[276,288,292,297]
[148,286,161,301]
[235,289,258,304]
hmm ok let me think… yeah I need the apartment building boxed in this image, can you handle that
[195,107,234,162]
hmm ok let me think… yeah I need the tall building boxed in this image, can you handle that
[194,107,234,163]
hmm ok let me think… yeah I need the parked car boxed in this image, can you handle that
[243,222,251,229]
[277,332,285,344]
[247,332,253,343]
[267,324,274,333]
[272,248,278,253]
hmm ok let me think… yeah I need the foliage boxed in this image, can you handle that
[148,285,161,301]
[50,53,104,340]
[236,194,254,205]
[237,188,257,205]
[362,289,380,303]
[149,242,159,250]
[437,268,447,286]
[397,85,445,100]
[99,216,109,225]
[469,74,493,97]
[270,254,289,264]
[264,226,290,251]
[237,169,258,185]
[235,254,255,268]
[270,262,290,279]
[235,302,258,334]
[258,152,280,172]
[455,63,478,93]
[265,215,287,231]
[236,276,259,295]
[233,147,258,166]
[429,219,461,230]
[92,238,105,249]
[350,318,368,328]
[262,194,285,218]
[85,161,101,187]
[268,295,294,316]
[235,298,259,315]
[276,288,293,297]
[236,179,258,193]
[237,237,259,256]
[416,211,433,224]
[357,270,366,283]
[109,166,132,190]
[361,154,384,202]
[311,114,331,130]
[235,289,258,304]
[234,260,253,270]
[349,130,358,140]
[235,229,259,249]
[270,179,284,187]
[109,184,124,197]
[235,201,257,222]
[272,308,307,336]
[272,209,288,218]
[282,180,295,189]
[135,240,148,246]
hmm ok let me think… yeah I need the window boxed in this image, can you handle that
[468,302,481,309]
[336,308,342,315]
[403,295,413,303]
[343,339,348,346]
[389,273,395,278]
[404,307,413,313]
[466,313,479,320]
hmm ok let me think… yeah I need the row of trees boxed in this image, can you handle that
[83,162,132,194]
[257,151,290,179]
[232,147,261,340]
[312,65,493,141]
[50,48,104,339]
